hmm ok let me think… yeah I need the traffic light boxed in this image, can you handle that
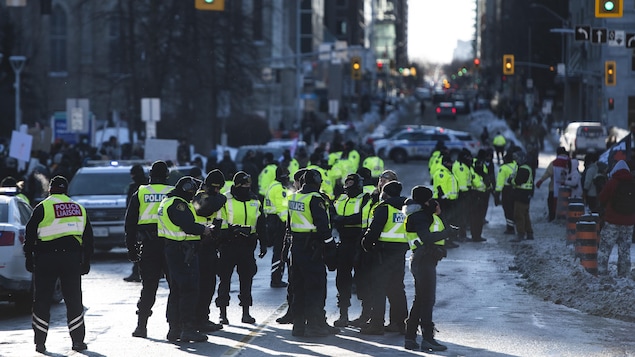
[376,61,383,73]
[595,0,622,18]
[608,97,615,110]
[503,54,514,75]
[474,58,480,68]
[195,0,225,11]
[351,56,362,80]
[605,61,616,86]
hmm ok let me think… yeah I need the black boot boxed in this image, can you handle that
[350,304,371,327]
[333,307,349,327]
[241,305,255,324]
[132,314,149,338]
[123,263,141,282]
[219,306,229,325]
[276,307,294,324]
[166,324,181,342]
[421,323,447,352]
[180,323,208,343]
[292,316,306,337]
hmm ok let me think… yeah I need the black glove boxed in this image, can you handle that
[323,238,337,271]
[127,247,140,263]
[25,254,34,273]
[81,260,91,275]
[258,244,267,259]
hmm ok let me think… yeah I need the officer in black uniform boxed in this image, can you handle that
[24,176,94,353]
[124,164,148,283]
[192,169,226,333]
[158,176,212,343]
[275,168,308,325]
[125,160,171,338]
[360,180,408,335]
[332,173,372,327]
[403,186,448,352]
[288,169,338,337]
[215,171,267,325]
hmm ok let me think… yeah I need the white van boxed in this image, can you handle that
[559,122,607,156]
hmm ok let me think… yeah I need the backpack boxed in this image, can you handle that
[611,180,635,214]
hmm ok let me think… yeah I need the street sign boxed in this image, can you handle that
[626,33,635,48]
[591,28,607,44]
[141,98,161,122]
[608,30,625,46]
[575,26,591,41]
[66,98,90,132]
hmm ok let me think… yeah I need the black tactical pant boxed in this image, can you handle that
[290,234,327,327]
[266,215,286,284]
[32,251,85,347]
[215,235,257,307]
[336,228,362,309]
[164,240,200,332]
[367,244,408,327]
[195,240,219,324]
[405,248,438,340]
[137,235,168,318]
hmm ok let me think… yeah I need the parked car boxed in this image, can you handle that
[436,102,457,120]
[0,188,63,310]
[373,127,480,163]
[68,161,192,251]
[559,122,607,156]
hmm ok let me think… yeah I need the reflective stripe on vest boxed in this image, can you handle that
[137,184,172,225]
[378,204,407,243]
[37,195,86,244]
[334,193,371,228]
[264,181,289,222]
[224,194,260,233]
[405,213,445,250]
[158,196,199,241]
[289,192,321,232]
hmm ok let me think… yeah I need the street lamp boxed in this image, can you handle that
[9,56,26,131]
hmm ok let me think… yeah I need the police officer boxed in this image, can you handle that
[510,151,535,242]
[403,186,449,352]
[264,166,291,288]
[275,168,308,325]
[24,176,94,353]
[468,150,490,242]
[432,155,460,249]
[332,173,372,327]
[361,148,384,186]
[495,152,518,234]
[216,171,267,325]
[350,169,398,328]
[124,164,149,283]
[452,149,472,240]
[288,169,338,337]
[158,176,212,343]
[125,160,171,338]
[360,180,408,335]
[258,153,278,199]
[192,169,227,333]
[1,176,30,205]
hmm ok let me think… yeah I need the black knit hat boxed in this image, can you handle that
[49,175,69,194]
[411,185,433,205]
[150,160,169,179]
[294,168,308,183]
[233,171,252,186]
[381,180,402,197]
[204,169,225,188]
[303,169,322,186]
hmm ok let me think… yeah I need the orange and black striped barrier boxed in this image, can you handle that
[575,219,598,276]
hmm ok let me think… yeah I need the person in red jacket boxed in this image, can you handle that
[597,160,635,277]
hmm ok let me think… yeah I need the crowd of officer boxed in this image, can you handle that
[19,132,539,353]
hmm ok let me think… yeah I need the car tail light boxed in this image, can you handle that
[0,231,15,246]
[436,107,441,114]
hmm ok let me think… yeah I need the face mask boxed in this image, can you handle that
[423,200,437,214]
[380,193,388,201]
[234,186,251,198]
[345,185,361,197]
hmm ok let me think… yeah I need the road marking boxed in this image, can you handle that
[222,302,288,356]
